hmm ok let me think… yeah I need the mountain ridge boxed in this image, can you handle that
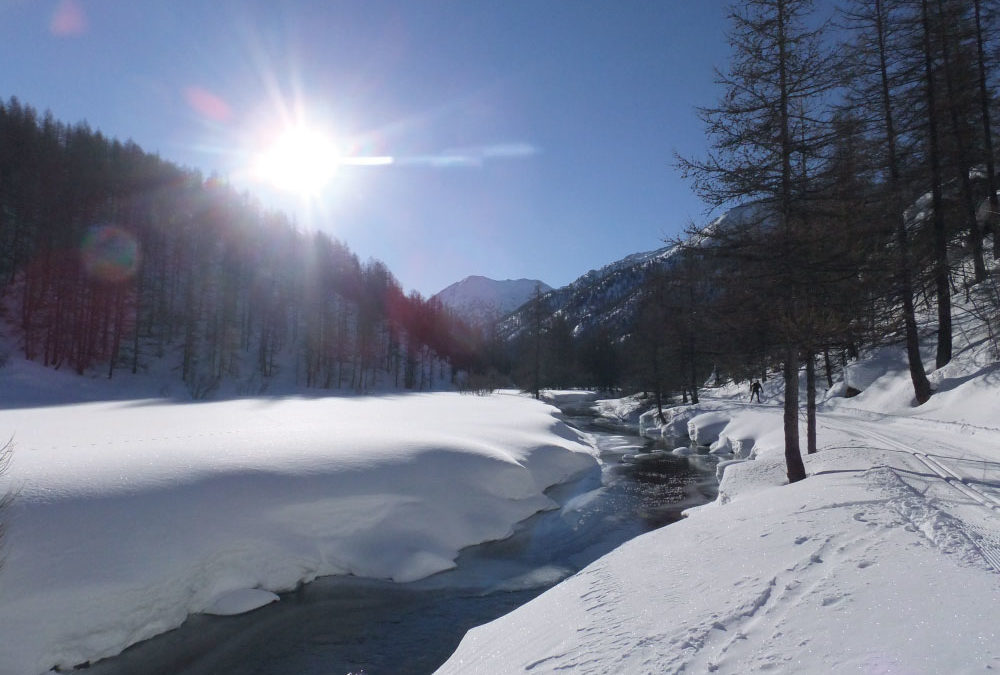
[497,204,768,340]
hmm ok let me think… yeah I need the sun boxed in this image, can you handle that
[252,124,340,197]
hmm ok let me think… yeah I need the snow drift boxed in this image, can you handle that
[0,392,597,674]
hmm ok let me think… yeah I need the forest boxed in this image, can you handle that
[503,0,1000,482]
[0,97,486,397]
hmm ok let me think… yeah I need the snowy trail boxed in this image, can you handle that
[820,410,1000,498]
[818,411,1000,575]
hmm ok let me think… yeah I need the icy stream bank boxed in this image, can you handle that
[83,399,717,674]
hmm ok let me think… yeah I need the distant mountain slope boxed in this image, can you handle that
[433,276,552,325]
[498,204,767,339]
[497,246,680,340]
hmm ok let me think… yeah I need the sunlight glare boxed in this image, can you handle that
[252,125,341,196]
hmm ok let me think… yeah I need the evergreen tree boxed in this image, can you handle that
[678,0,840,483]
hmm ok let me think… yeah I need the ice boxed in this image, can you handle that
[204,589,280,616]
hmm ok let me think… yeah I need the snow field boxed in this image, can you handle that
[0,392,598,674]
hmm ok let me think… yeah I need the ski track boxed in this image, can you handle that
[818,413,1000,575]
[654,403,1000,673]
[585,403,1000,675]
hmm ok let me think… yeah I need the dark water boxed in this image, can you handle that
[86,414,717,675]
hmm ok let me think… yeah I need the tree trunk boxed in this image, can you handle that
[783,346,806,482]
[921,0,952,369]
[131,268,143,375]
[935,0,986,283]
[689,343,700,404]
[875,0,932,404]
[806,350,817,454]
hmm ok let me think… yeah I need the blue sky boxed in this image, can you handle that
[1,0,736,296]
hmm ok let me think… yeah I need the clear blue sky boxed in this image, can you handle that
[0,0,736,297]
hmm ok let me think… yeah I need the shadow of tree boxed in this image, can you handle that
[932,361,1000,395]
[0,437,13,573]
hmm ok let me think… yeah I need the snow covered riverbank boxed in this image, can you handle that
[0,389,597,674]
[440,438,999,673]
[440,334,1000,672]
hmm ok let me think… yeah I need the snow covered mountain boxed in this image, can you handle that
[498,203,767,339]
[433,276,552,326]
[496,244,681,339]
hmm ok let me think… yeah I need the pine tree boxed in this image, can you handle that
[678,0,840,483]
[971,0,999,258]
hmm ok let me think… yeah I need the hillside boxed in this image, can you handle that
[433,276,551,326]
[497,245,679,339]
[0,99,471,398]
[498,203,765,340]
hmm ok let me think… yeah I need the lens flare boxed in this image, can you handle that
[184,86,233,123]
[50,0,88,36]
[81,226,140,283]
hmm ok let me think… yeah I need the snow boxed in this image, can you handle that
[440,450,999,674]
[0,389,597,673]
[2,263,999,674]
[433,275,551,325]
[687,410,730,446]
[439,287,1000,673]
[591,393,648,430]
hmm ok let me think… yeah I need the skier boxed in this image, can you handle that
[749,380,763,403]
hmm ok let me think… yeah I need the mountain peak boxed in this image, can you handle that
[433,276,552,325]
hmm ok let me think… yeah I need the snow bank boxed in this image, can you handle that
[687,411,730,446]
[540,389,597,416]
[204,588,280,616]
[639,404,695,441]
[591,393,647,430]
[439,445,1000,674]
[0,392,597,674]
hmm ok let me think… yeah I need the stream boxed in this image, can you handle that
[87,405,718,675]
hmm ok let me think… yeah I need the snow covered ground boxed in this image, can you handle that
[0,378,597,674]
[440,306,1000,672]
[2,286,999,674]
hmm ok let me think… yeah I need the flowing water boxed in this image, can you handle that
[87,409,717,675]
